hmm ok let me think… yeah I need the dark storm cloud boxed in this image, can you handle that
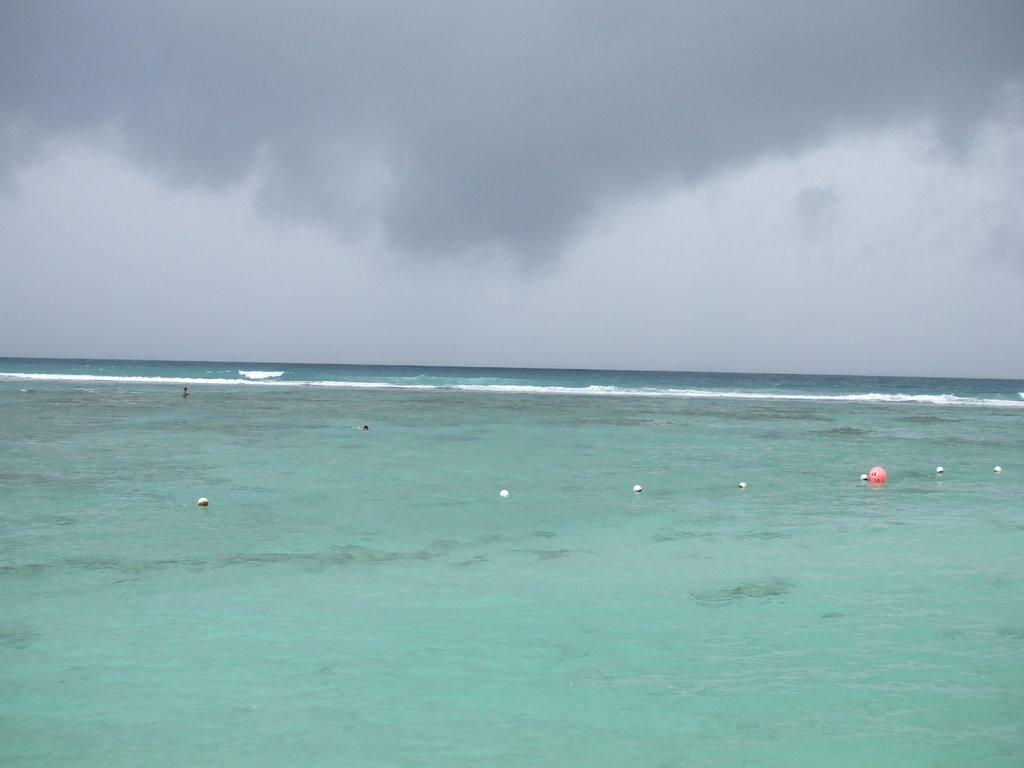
[2,1,1023,258]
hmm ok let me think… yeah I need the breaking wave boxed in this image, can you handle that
[239,370,285,380]
[2,370,1022,407]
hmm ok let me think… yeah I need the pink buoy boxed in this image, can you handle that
[867,466,887,485]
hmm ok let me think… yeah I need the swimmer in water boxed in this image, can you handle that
[182,387,189,398]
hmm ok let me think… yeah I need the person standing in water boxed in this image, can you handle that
[182,387,189,399]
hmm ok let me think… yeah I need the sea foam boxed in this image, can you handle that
[2,369,1023,407]
[238,370,285,380]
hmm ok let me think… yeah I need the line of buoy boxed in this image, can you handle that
[196,463,1008,509]
[855,465,1006,483]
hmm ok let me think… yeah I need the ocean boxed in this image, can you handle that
[1,358,1022,767]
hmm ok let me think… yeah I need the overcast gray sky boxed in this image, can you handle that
[2,1,1023,377]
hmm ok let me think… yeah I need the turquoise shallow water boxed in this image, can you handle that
[1,360,1023,766]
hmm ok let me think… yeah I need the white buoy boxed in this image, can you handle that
[499,489,509,497]
[738,482,747,489]
[994,466,1002,473]
[936,466,944,474]
[197,497,209,507]
[633,485,642,493]
[860,474,868,481]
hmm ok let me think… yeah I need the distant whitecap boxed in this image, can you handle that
[239,370,285,380]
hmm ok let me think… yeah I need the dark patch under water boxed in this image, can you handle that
[0,543,457,579]
[734,530,789,540]
[690,577,793,605]
[519,548,574,561]
[719,408,831,423]
[0,623,41,649]
[898,414,962,424]
[654,528,707,543]
[453,556,489,567]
